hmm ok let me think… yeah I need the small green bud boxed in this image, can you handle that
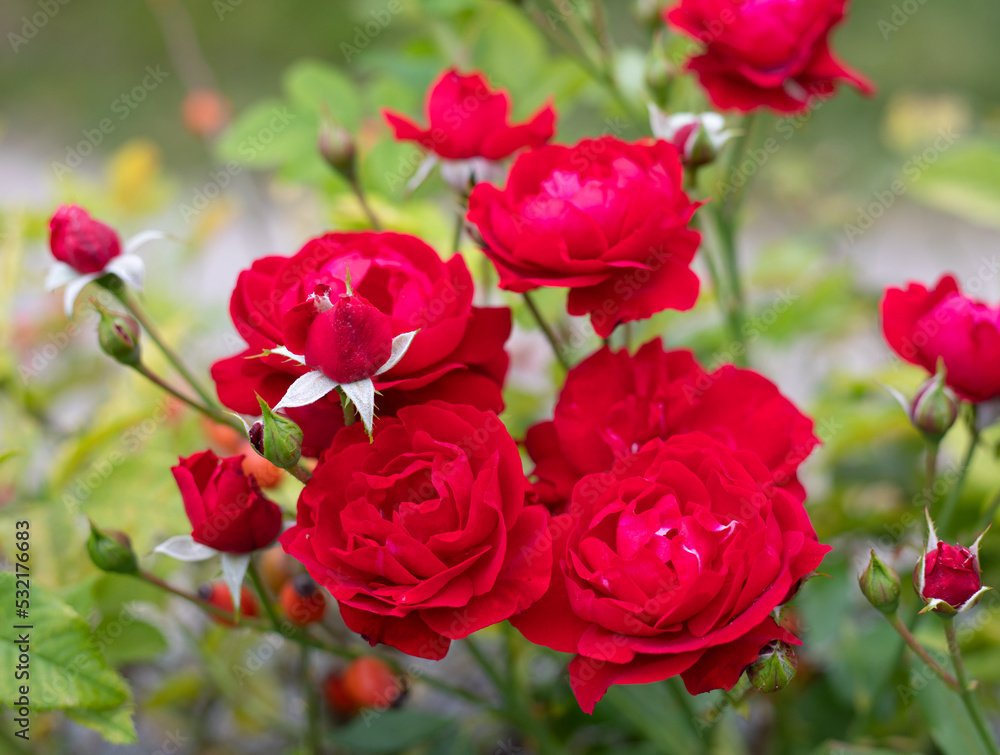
[910,370,959,442]
[95,304,141,366]
[253,396,303,469]
[747,641,797,693]
[858,550,901,614]
[645,56,677,105]
[86,520,138,575]
[319,119,357,182]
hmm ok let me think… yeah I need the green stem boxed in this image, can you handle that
[939,422,980,537]
[886,613,959,691]
[106,282,220,410]
[696,209,747,364]
[722,113,761,221]
[976,486,1000,534]
[943,616,1000,755]
[523,291,569,370]
[289,463,312,484]
[350,177,382,231]
[133,363,243,431]
[248,558,284,630]
[925,440,940,505]
[341,389,357,427]
[139,570,265,626]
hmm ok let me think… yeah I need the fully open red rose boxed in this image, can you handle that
[468,138,702,338]
[172,450,283,554]
[665,0,874,113]
[49,204,122,274]
[881,274,1000,403]
[920,542,982,609]
[383,68,556,161]
[513,433,830,713]
[211,232,511,456]
[527,340,818,510]
[280,402,552,660]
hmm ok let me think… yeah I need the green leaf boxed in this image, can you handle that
[327,708,452,753]
[471,3,546,102]
[0,571,130,711]
[600,683,702,755]
[215,98,305,168]
[283,59,361,129]
[65,697,137,745]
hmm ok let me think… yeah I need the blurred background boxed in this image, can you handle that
[3,1,1000,753]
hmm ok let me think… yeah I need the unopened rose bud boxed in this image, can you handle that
[49,205,122,275]
[910,371,959,442]
[86,520,138,575]
[319,120,357,182]
[747,641,797,693]
[858,550,901,614]
[915,510,991,614]
[254,396,303,469]
[95,304,141,366]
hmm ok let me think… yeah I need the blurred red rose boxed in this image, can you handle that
[881,274,1000,403]
[468,137,702,338]
[513,433,830,713]
[49,204,122,274]
[665,0,874,113]
[211,232,511,456]
[527,340,817,510]
[172,450,284,554]
[281,402,552,660]
[383,68,555,161]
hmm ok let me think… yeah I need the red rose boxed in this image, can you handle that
[171,450,284,554]
[526,340,817,510]
[665,0,874,113]
[383,68,556,161]
[919,542,983,609]
[512,433,830,713]
[467,138,702,338]
[49,204,122,274]
[211,232,511,456]
[280,402,552,660]
[881,274,1000,403]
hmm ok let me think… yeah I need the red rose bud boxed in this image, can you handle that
[915,511,991,614]
[909,370,959,441]
[198,582,259,626]
[95,305,142,366]
[279,574,327,625]
[86,520,138,575]
[343,657,407,710]
[284,287,393,384]
[171,449,284,554]
[318,119,357,182]
[253,396,303,469]
[383,68,555,161]
[322,671,361,718]
[49,204,122,274]
[858,550,901,614]
[747,641,798,693]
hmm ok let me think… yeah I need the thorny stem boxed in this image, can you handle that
[133,363,243,431]
[885,612,959,691]
[943,616,1000,755]
[351,177,383,231]
[938,417,980,537]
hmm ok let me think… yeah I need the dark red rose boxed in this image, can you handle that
[665,0,874,113]
[211,232,511,456]
[467,137,702,338]
[526,340,818,511]
[881,275,1000,403]
[383,68,556,161]
[280,402,552,660]
[282,286,393,383]
[49,204,122,274]
[512,433,830,713]
[921,542,982,608]
[172,450,284,554]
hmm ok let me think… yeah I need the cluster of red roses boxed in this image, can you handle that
[46,0,898,714]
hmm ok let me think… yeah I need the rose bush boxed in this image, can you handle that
[664,0,874,113]
[513,433,830,712]
[280,401,552,659]
[211,231,512,455]
[881,274,1000,403]
[526,340,818,510]
[467,137,702,337]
